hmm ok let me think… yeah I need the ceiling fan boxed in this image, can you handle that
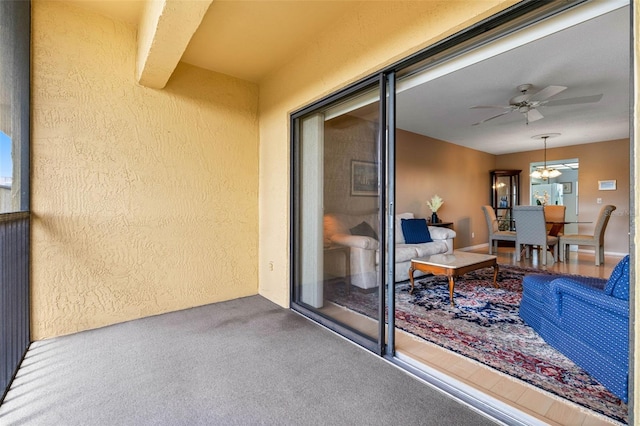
[471,84,603,126]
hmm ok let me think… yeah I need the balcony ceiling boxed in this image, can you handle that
[67,0,358,83]
[67,0,630,155]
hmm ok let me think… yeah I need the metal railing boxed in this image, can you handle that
[0,212,29,402]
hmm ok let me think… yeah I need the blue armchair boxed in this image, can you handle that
[519,255,630,402]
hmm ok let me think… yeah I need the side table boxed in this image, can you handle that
[429,221,454,230]
[324,245,351,293]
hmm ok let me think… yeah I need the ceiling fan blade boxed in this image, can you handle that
[470,105,512,110]
[526,108,544,123]
[528,85,567,102]
[472,110,513,126]
[543,94,603,107]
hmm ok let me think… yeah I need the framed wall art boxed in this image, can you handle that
[351,160,378,196]
[598,180,617,191]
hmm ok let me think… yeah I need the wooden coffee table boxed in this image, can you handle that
[408,251,498,306]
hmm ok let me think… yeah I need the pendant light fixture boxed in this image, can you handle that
[530,133,562,180]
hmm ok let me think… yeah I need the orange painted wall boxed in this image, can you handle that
[496,139,630,255]
[396,130,495,249]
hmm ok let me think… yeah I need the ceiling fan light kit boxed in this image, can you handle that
[471,83,603,126]
[530,133,562,180]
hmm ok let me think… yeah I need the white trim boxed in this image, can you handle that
[457,243,489,252]
[573,248,629,258]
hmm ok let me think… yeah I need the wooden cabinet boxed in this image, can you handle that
[490,170,521,231]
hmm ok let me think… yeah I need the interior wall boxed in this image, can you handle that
[31,1,259,339]
[496,138,630,255]
[395,130,495,248]
[258,0,518,307]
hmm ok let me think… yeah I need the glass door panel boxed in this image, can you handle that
[292,83,383,348]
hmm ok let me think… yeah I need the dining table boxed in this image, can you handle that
[546,221,592,237]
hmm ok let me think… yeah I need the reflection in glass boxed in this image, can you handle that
[294,86,381,341]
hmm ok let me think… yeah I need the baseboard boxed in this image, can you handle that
[458,244,628,259]
[458,243,488,252]
[572,248,628,257]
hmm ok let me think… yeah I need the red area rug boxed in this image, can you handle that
[328,266,627,423]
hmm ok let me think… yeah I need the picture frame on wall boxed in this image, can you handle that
[598,180,617,191]
[561,182,572,194]
[351,160,378,196]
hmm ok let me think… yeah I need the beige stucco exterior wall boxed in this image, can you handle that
[258,0,519,307]
[31,1,259,339]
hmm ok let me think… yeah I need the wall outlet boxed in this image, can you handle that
[597,198,602,204]
[269,261,274,271]
[471,232,475,238]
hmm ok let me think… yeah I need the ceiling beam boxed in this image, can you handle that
[136,0,213,89]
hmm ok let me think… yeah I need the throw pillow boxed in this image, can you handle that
[395,212,414,244]
[350,221,378,240]
[604,255,630,300]
[401,218,433,244]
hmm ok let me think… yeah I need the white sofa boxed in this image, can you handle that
[323,211,456,290]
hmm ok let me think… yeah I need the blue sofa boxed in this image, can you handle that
[519,255,630,402]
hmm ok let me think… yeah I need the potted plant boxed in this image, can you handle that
[427,195,444,224]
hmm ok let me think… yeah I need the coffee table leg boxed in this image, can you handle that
[492,264,499,288]
[409,264,415,294]
[448,276,455,306]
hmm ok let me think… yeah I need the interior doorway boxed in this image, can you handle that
[530,158,579,234]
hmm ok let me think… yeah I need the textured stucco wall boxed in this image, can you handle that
[31,1,259,339]
[258,0,518,307]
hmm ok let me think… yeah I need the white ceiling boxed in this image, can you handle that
[395,4,630,154]
[69,0,631,155]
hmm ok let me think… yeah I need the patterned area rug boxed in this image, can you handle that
[328,266,628,423]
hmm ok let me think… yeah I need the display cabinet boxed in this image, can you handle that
[490,170,521,231]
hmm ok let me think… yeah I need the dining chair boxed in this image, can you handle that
[544,205,566,236]
[481,205,516,254]
[513,205,558,266]
[559,204,616,265]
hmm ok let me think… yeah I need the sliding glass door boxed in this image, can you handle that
[291,78,389,353]
[291,0,633,421]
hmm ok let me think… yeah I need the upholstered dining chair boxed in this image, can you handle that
[544,205,566,236]
[513,205,558,266]
[481,205,516,254]
[559,204,616,265]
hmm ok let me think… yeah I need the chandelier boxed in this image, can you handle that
[530,134,561,180]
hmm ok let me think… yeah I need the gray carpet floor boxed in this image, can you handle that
[0,295,497,425]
